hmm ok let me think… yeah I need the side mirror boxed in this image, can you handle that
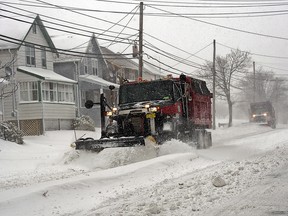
[85,100,94,109]
[109,85,115,91]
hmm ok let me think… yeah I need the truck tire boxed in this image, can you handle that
[204,131,212,148]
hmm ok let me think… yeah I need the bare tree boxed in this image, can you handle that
[199,49,251,127]
[239,68,288,123]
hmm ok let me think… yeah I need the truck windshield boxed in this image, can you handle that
[250,102,272,113]
[119,80,174,104]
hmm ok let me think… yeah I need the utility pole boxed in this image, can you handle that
[212,39,216,130]
[139,2,143,78]
[253,61,255,102]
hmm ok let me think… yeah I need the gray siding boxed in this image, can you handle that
[17,24,54,70]
[43,103,76,119]
[54,61,78,81]
[18,103,43,119]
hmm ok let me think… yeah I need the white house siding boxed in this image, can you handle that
[2,83,17,121]
[17,103,43,119]
[17,25,54,70]
[43,103,76,119]
[43,103,76,131]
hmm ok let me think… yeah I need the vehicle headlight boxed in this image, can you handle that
[145,104,150,109]
[112,107,118,112]
[106,111,113,116]
[263,113,267,116]
[252,114,256,118]
[149,107,158,112]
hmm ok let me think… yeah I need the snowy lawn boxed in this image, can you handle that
[0,120,288,215]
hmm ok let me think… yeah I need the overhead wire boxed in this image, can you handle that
[216,41,288,59]
[146,4,288,41]
[33,0,139,32]
[0,34,136,59]
[4,0,288,18]
[2,0,288,78]
[0,11,137,45]
[106,5,139,48]
[0,4,137,38]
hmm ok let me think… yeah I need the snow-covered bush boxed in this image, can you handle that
[71,115,95,131]
[0,122,24,144]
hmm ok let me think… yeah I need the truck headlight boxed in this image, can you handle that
[106,111,113,116]
[163,122,173,131]
[149,107,158,112]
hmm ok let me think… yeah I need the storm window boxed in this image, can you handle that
[92,59,98,76]
[19,82,38,102]
[41,47,47,68]
[58,84,74,103]
[42,82,57,102]
[25,43,36,66]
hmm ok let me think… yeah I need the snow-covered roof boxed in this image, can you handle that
[79,74,119,89]
[100,47,138,70]
[17,66,77,84]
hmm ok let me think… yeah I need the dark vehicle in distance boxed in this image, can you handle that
[249,101,276,129]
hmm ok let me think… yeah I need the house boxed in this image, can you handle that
[53,34,119,127]
[53,34,164,126]
[100,46,165,84]
[0,14,77,135]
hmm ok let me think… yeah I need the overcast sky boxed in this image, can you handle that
[1,0,288,78]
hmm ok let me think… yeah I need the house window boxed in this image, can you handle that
[41,47,47,68]
[81,90,99,107]
[58,84,74,103]
[84,58,88,74]
[92,59,98,76]
[42,82,57,102]
[19,81,38,102]
[25,43,36,66]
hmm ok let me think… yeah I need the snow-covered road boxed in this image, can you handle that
[0,121,288,216]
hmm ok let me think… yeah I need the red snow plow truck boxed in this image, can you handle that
[75,74,213,152]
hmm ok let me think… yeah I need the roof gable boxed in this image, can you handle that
[0,14,58,55]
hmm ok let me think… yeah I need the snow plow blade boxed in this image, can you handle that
[75,136,145,152]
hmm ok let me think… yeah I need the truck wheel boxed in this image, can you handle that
[204,131,212,148]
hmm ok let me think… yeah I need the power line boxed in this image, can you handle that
[106,5,139,48]
[0,4,137,38]
[0,34,135,59]
[94,0,288,8]
[5,1,288,18]
[217,41,288,59]
[143,44,204,69]
[146,4,288,41]
[171,42,213,67]
[33,0,139,32]
[0,13,136,46]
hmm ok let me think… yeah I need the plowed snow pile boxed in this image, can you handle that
[62,138,196,170]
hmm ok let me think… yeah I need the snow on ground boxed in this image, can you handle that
[0,120,288,215]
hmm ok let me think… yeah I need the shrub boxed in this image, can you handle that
[72,115,95,131]
[0,122,24,144]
